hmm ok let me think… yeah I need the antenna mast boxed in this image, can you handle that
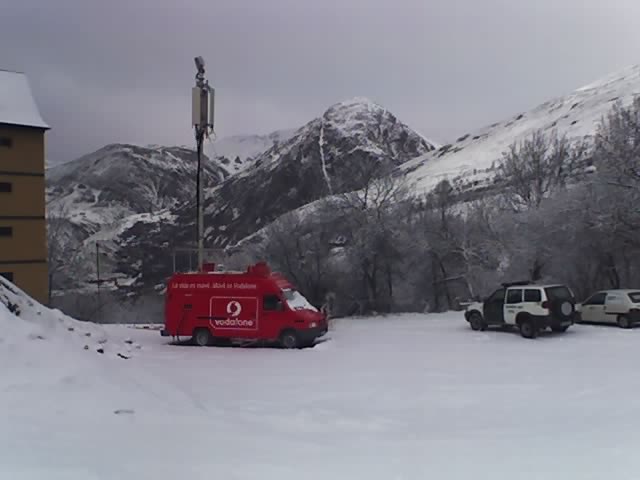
[192,56,215,271]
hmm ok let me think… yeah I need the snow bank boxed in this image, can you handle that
[0,276,139,359]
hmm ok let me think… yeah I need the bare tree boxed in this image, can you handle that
[259,203,335,307]
[499,129,586,210]
[337,173,412,313]
[46,200,88,304]
[594,97,640,186]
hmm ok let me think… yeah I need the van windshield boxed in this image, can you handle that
[282,289,318,312]
[629,292,640,304]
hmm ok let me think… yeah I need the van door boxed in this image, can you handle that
[261,294,286,339]
[504,289,523,325]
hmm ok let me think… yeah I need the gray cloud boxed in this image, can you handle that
[2,0,639,164]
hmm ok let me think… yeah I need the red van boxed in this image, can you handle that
[161,262,328,348]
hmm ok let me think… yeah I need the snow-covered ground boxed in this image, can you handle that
[4,287,640,479]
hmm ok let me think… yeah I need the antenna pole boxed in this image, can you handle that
[192,56,215,271]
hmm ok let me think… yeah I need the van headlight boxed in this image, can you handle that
[309,322,317,328]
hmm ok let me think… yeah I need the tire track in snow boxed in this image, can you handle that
[319,121,333,194]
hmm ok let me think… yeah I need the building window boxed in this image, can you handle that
[0,182,12,193]
[0,226,13,237]
[0,272,13,282]
[0,137,12,148]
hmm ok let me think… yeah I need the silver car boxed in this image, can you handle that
[576,290,640,328]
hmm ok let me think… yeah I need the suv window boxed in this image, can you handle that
[545,286,574,302]
[524,289,542,302]
[584,292,606,306]
[506,289,523,304]
[629,292,640,303]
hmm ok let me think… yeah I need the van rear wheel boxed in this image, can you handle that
[280,330,299,349]
[192,328,212,347]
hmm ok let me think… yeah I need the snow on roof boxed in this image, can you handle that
[0,69,49,129]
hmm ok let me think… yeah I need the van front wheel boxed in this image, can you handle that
[280,330,299,349]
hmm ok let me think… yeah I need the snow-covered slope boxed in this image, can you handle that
[210,129,296,175]
[403,64,640,195]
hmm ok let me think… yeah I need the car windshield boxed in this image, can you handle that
[545,286,574,301]
[282,289,318,312]
[628,292,640,303]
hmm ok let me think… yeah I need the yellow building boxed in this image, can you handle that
[0,69,50,304]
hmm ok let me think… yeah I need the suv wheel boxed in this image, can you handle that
[560,301,573,317]
[519,318,538,339]
[617,315,632,329]
[469,312,486,331]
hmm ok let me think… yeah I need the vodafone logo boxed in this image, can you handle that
[213,318,254,328]
[209,297,258,330]
[227,301,242,317]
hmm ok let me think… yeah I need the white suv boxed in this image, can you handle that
[576,289,640,328]
[464,282,576,338]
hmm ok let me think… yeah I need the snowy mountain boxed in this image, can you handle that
[49,62,640,296]
[210,129,296,175]
[112,98,436,291]
[45,144,227,286]
[47,143,226,220]
[46,131,293,251]
[203,98,437,244]
[402,64,640,196]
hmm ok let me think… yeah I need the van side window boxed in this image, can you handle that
[263,295,282,311]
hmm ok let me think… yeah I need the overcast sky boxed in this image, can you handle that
[2,0,639,165]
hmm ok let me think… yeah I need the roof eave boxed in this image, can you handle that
[0,121,50,131]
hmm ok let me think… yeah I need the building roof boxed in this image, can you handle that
[0,69,49,130]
